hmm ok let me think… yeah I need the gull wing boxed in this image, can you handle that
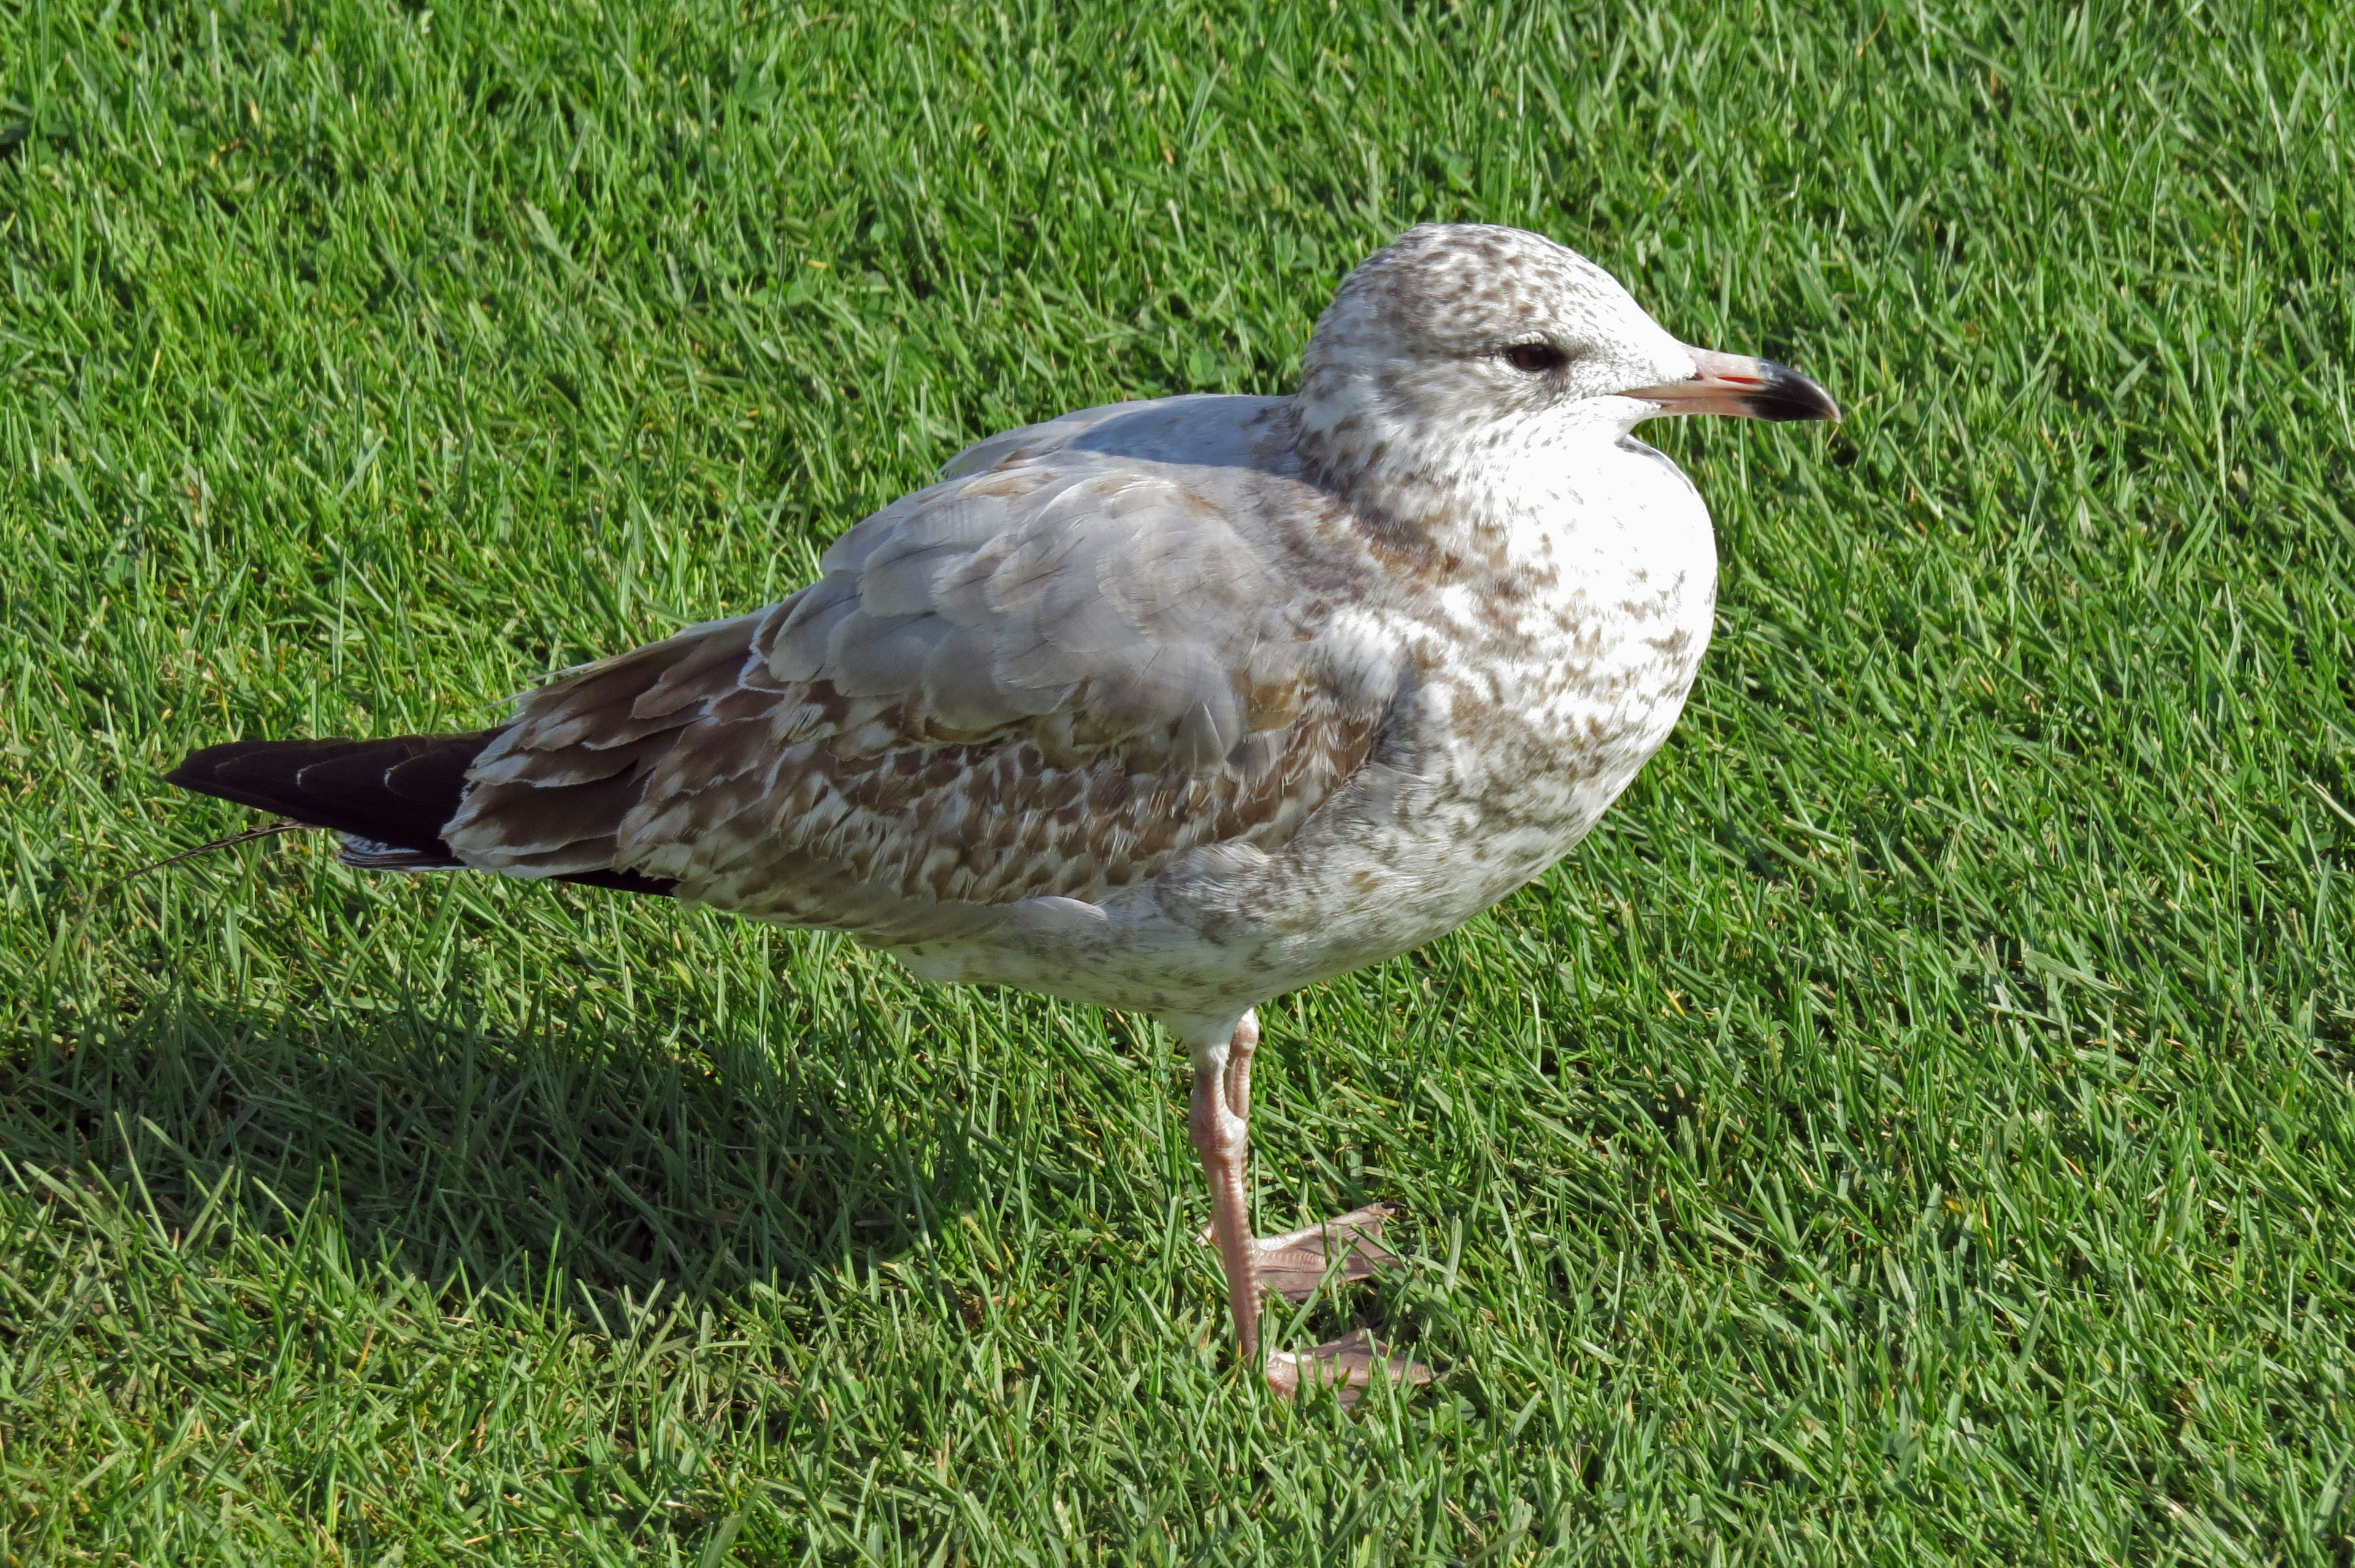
[440,413,1392,943]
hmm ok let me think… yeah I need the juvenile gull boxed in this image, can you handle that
[167,223,1837,1397]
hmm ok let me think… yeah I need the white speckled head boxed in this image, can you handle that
[1295,225,1691,478]
[1292,225,1836,526]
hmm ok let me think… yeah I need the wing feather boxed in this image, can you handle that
[440,399,1396,943]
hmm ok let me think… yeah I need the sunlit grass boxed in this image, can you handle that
[3,0,2352,1561]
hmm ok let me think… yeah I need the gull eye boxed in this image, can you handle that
[1501,342,1567,374]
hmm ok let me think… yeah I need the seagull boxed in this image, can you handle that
[167,223,1837,1398]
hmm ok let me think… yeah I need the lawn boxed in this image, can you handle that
[4,0,2353,1560]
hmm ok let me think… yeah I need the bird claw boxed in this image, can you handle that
[1193,1198,1427,1400]
[1195,1201,1400,1302]
[1264,1328,1433,1404]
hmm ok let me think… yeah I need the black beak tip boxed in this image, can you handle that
[1744,361,1842,423]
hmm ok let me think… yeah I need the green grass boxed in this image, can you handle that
[3,0,2353,1559]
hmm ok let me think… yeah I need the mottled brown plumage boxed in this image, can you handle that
[435,423,1392,944]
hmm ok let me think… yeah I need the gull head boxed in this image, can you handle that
[1294,223,1837,496]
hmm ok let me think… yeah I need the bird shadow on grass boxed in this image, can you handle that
[0,988,990,1314]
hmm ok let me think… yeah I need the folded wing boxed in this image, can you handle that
[442,435,1390,943]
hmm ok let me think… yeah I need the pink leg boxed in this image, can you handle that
[1223,1009,1257,1122]
[1185,1011,1431,1402]
[1189,1012,1263,1364]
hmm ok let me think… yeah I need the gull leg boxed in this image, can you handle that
[1198,1014,1407,1302]
[1189,1012,1264,1366]
[1187,1011,1431,1402]
[1222,1009,1257,1121]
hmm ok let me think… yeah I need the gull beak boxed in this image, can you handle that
[1625,346,1840,423]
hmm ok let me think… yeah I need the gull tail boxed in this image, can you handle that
[163,733,675,895]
